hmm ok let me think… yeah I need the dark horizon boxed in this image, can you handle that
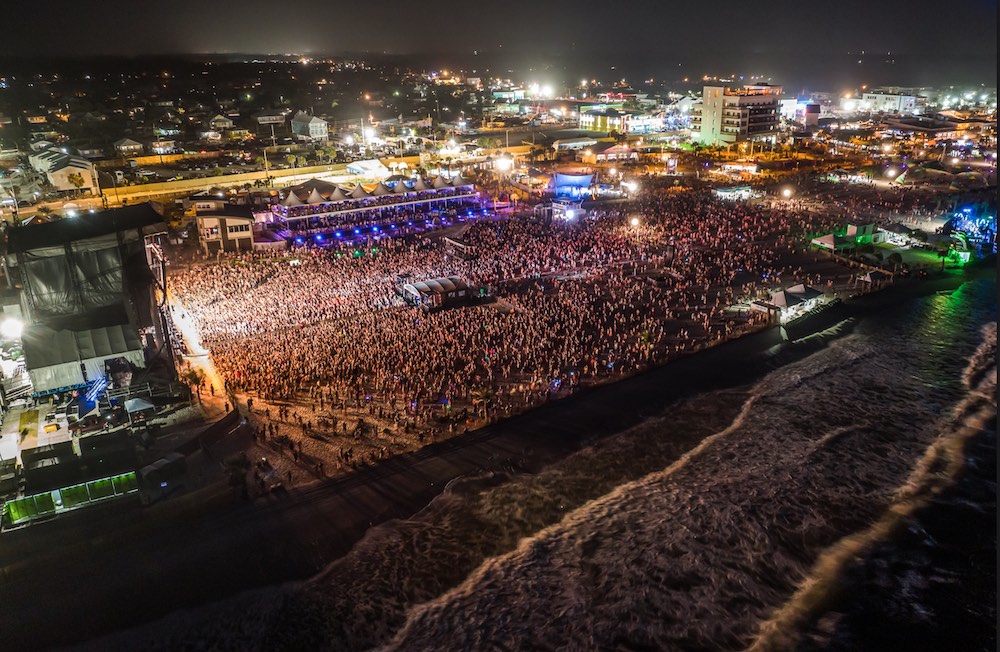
[4,0,996,90]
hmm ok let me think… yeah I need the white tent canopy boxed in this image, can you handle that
[328,186,350,202]
[281,191,303,207]
[306,188,326,204]
[810,234,837,251]
[349,184,372,199]
[346,159,390,178]
[125,397,155,413]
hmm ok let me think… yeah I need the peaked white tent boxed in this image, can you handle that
[306,188,326,204]
[412,177,431,192]
[349,184,372,199]
[328,186,350,202]
[432,176,451,189]
[281,191,304,207]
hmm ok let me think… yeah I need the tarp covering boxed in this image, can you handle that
[21,324,145,393]
[6,204,164,256]
[18,244,125,319]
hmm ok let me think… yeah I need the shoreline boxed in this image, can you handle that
[76,262,992,649]
[0,264,992,650]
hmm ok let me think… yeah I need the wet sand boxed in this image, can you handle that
[0,266,989,650]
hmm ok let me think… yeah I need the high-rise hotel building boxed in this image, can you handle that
[691,84,782,147]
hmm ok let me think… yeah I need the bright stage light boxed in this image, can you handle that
[0,318,23,340]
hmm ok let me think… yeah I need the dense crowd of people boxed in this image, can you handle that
[172,183,927,453]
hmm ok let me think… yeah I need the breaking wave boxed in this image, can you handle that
[80,280,995,652]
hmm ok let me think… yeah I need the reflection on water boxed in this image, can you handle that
[88,280,996,652]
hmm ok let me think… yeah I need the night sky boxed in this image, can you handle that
[4,0,997,87]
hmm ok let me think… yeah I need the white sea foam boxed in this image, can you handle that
[79,281,996,652]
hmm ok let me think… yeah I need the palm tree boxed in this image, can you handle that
[66,172,86,198]
[470,386,494,408]
[182,368,206,401]
[936,247,950,270]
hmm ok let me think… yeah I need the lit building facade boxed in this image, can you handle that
[862,91,927,114]
[691,84,782,146]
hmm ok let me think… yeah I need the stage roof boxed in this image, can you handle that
[6,204,165,256]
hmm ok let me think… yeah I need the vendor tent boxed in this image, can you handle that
[124,398,155,413]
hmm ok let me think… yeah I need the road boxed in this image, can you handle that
[0,322,804,651]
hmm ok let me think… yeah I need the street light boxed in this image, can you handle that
[781,188,793,198]
[630,217,640,227]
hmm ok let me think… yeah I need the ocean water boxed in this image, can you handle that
[88,278,996,651]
